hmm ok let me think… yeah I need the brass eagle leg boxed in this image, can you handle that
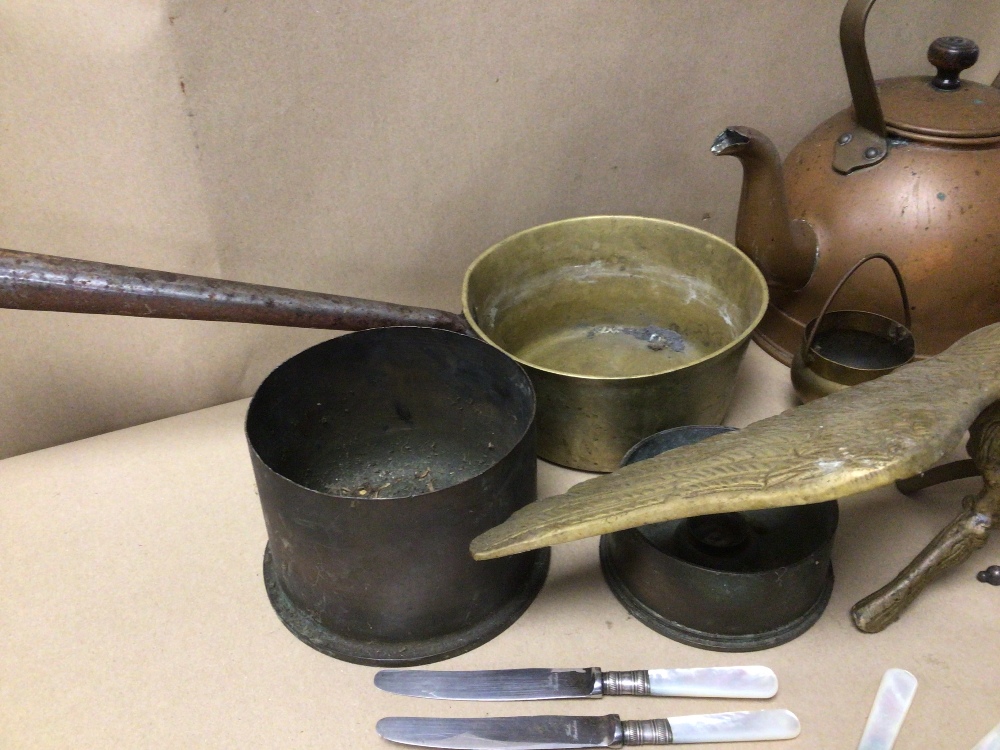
[851,401,1000,633]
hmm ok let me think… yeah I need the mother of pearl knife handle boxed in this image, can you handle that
[972,720,1000,750]
[857,669,918,750]
[603,667,778,699]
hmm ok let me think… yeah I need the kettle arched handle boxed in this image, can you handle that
[837,0,1000,172]
[834,0,890,174]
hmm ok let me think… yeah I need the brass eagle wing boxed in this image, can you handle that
[471,323,1000,561]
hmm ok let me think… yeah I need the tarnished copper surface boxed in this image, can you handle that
[471,323,1000,630]
[716,0,1000,364]
[0,247,472,334]
[835,0,890,173]
[881,77,1000,142]
[720,114,1000,365]
[710,129,817,291]
[881,37,1000,141]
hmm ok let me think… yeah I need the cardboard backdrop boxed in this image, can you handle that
[1,0,998,458]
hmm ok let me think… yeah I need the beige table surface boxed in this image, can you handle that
[2,344,998,749]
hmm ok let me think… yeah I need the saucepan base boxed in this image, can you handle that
[263,544,550,666]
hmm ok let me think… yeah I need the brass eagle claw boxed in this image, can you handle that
[851,401,1000,632]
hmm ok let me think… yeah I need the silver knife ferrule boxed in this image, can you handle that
[602,670,651,696]
[621,719,673,745]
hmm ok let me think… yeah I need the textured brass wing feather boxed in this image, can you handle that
[471,323,1000,561]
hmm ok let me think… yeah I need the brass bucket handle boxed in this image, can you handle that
[802,252,911,364]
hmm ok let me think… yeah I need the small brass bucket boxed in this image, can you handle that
[792,253,915,402]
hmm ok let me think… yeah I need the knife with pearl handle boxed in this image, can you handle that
[376,710,801,748]
[856,669,918,750]
[374,666,778,701]
[972,720,1000,750]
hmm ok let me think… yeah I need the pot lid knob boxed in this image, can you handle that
[928,36,979,91]
[877,33,1000,144]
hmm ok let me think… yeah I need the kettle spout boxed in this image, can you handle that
[711,127,753,155]
[713,126,817,291]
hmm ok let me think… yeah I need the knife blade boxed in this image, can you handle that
[376,709,801,748]
[374,666,777,701]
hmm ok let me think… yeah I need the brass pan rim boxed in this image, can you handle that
[461,215,769,382]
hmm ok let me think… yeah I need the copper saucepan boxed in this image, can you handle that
[0,246,548,665]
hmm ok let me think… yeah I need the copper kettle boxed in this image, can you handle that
[713,0,1000,365]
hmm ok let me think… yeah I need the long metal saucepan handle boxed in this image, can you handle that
[0,247,472,334]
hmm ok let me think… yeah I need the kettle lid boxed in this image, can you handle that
[879,37,1000,144]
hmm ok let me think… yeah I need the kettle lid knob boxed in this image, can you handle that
[928,36,979,91]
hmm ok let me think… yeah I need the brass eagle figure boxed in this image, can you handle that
[471,323,1000,632]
